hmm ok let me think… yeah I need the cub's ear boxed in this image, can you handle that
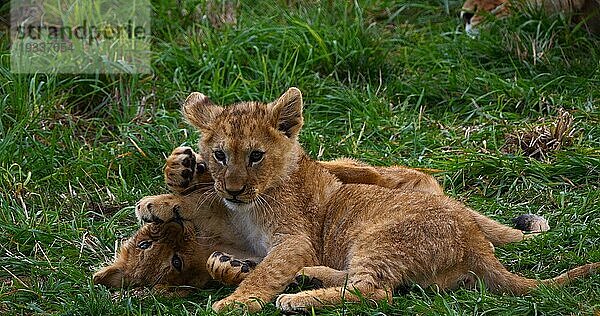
[182,92,223,130]
[93,265,126,288]
[270,87,304,138]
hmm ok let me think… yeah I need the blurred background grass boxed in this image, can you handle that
[0,0,598,315]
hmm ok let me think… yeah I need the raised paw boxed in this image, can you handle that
[206,251,257,285]
[513,214,550,233]
[164,146,207,194]
[135,194,185,224]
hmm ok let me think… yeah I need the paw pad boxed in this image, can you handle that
[207,252,256,285]
[165,147,200,191]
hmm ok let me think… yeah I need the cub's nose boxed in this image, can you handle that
[225,186,246,197]
[461,11,474,24]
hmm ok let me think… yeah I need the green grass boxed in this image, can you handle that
[1,0,599,314]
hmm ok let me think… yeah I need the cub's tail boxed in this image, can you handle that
[474,254,599,295]
[541,262,600,287]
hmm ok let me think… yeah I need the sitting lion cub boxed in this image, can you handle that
[173,88,598,312]
[94,151,548,290]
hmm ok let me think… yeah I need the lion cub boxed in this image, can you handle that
[92,219,261,291]
[179,88,598,312]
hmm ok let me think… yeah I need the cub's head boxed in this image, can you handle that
[182,88,304,209]
[461,0,510,34]
[93,221,212,290]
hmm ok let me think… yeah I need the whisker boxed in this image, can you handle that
[260,192,284,209]
[257,193,276,216]
[197,188,219,207]
[152,266,171,287]
[181,182,215,195]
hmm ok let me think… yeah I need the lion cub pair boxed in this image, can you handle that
[94,88,597,313]
[93,154,446,291]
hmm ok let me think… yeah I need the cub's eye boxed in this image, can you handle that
[213,150,227,164]
[171,254,183,271]
[249,151,264,165]
[138,240,152,249]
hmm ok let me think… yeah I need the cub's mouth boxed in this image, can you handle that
[217,186,256,205]
[225,197,247,204]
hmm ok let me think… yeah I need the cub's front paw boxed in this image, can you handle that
[164,146,206,193]
[276,293,311,312]
[212,296,263,313]
[135,194,183,224]
[207,251,257,285]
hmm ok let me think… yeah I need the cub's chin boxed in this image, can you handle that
[223,199,255,212]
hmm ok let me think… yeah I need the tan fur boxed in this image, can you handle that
[461,0,600,34]
[95,150,449,289]
[318,158,444,195]
[95,145,542,291]
[92,221,215,290]
[179,88,598,312]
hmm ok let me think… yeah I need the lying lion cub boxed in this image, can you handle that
[94,155,447,289]
[137,88,597,313]
[94,152,548,290]
[461,0,600,34]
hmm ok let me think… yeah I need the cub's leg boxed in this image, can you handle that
[211,237,317,312]
[320,158,548,246]
[164,146,211,194]
[277,207,472,312]
[294,266,348,288]
[276,274,392,312]
[206,251,261,285]
[318,158,443,195]
[206,258,348,289]
[284,266,349,293]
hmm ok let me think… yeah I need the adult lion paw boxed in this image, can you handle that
[207,251,257,285]
[135,194,184,224]
[164,146,206,194]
